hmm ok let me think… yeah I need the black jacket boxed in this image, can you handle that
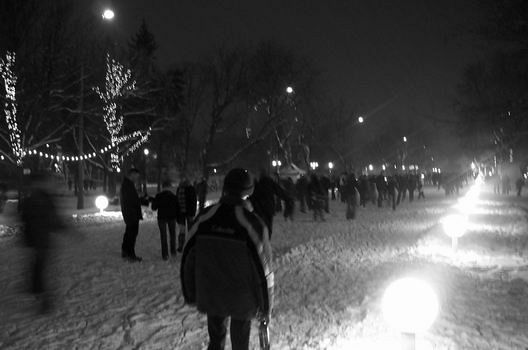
[152,190,179,220]
[176,183,197,218]
[250,176,291,233]
[120,177,143,224]
[181,195,273,320]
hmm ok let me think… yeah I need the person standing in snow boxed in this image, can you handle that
[308,173,326,221]
[176,176,197,252]
[387,175,398,210]
[120,168,148,262]
[343,173,358,220]
[196,177,208,211]
[21,172,64,313]
[151,181,179,260]
[295,174,308,213]
[181,168,273,350]
[250,169,292,238]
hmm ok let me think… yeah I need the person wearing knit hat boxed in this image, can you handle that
[181,168,273,350]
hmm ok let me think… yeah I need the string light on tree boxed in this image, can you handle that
[0,52,23,166]
[94,54,137,171]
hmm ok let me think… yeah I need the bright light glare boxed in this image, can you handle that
[286,86,294,94]
[328,162,334,169]
[358,116,364,123]
[368,164,374,171]
[95,195,109,212]
[382,277,439,334]
[403,136,407,142]
[102,9,115,20]
[143,148,149,156]
[441,214,468,238]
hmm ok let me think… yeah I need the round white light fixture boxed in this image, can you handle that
[382,277,439,336]
[328,162,334,169]
[358,116,364,124]
[441,214,468,251]
[95,195,109,213]
[286,86,294,94]
[144,148,149,156]
[102,9,115,20]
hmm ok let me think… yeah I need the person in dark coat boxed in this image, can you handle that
[176,177,198,252]
[320,175,331,213]
[358,175,369,207]
[308,174,326,221]
[387,176,398,210]
[196,177,208,211]
[151,181,179,260]
[181,168,273,350]
[21,172,63,313]
[120,168,147,262]
[282,177,296,221]
[249,169,292,238]
[295,174,308,213]
[343,173,358,220]
[375,173,387,208]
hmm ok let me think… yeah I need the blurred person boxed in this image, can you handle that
[295,174,308,213]
[516,176,524,197]
[120,168,148,262]
[196,177,208,211]
[250,169,292,238]
[181,168,273,350]
[358,175,369,207]
[320,175,331,213]
[176,176,197,252]
[151,181,179,260]
[375,172,387,208]
[21,172,63,313]
[387,176,398,210]
[282,177,296,221]
[343,173,358,220]
[417,174,425,199]
[308,174,326,221]
[0,182,7,213]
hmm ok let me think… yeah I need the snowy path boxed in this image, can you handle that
[1,188,528,349]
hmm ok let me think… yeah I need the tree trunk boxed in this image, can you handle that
[77,65,85,210]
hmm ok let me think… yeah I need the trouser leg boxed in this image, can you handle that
[168,219,177,254]
[230,318,251,350]
[207,315,228,350]
[122,221,139,257]
[158,219,168,258]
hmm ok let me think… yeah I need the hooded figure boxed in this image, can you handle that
[181,168,273,350]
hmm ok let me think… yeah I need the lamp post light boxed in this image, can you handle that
[143,148,149,156]
[441,214,468,252]
[328,162,334,170]
[95,195,109,214]
[358,116,364,124]
[403,136,408,143]
[382,277,439,350]
[286,86,294,94]
[368,164,374,172]
[102,9,115,20]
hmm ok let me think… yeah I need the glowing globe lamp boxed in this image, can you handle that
[441,214,468,251]
[382,277,439,350]
[95,195,109,213]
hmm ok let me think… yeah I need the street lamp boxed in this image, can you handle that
[368,164,374,172]
[382,277,439,350]
[286,86,294,94]
[403,136,407,143]
[143,148,149,156]
[328,162,334,170]
[95,195,109,214]
[358,116,364,124]
[102,9,115,20]
[441,214,468,252]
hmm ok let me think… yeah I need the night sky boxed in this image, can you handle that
[106,0,488,153]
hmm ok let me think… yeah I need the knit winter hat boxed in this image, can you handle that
[223,168,254,197]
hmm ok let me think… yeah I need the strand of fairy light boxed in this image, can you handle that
[15,129,151,163]
[93,54,136,171]
[0,52,23,165]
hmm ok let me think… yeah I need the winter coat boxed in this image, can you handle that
[181,195,274,320]
[120,177,143,224]
[151,190,179,220]
[176,183,197,223]
[250,176,291,233]
[22,188,62,249]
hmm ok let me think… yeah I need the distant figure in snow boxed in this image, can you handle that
[250,169,292,238]
[151,181,179,260]
[176,176,197,252]
[516,176,524,197]
[196,177,208,211]
[120,168,148,262]
[181,168,273,350]
[282,177,296,221]
[308,174,326,222]
[295,174,308,213]
[21,172,64,313]
[343,173,359,220]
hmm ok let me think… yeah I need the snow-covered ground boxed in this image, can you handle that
[1,186,528,349]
